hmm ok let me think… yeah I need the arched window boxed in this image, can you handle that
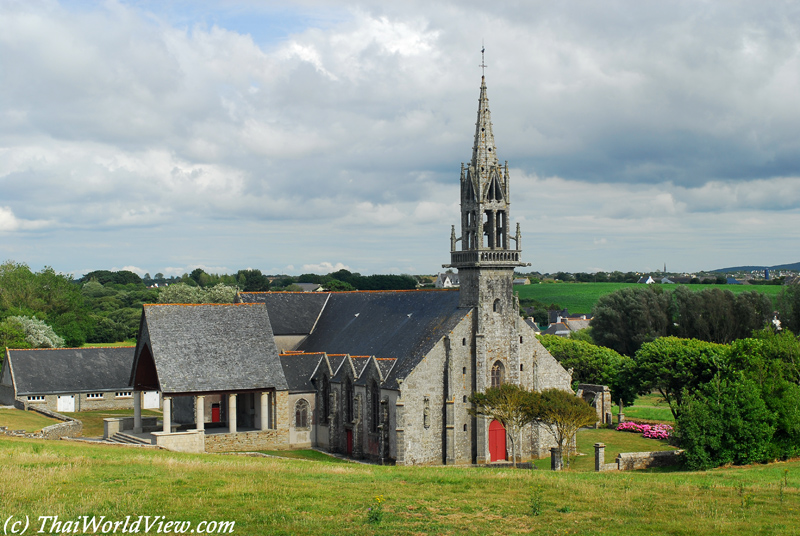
[371,382,381,433]
[345,378,353,423]
[493,299,501,313]
[295,399,309,429]
[491,361,505,388]
[320,374,329,425]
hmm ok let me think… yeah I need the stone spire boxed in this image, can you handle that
[471,77,500,177]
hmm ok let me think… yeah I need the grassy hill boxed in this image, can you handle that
[515,282,784,315]
[2,436,797,535]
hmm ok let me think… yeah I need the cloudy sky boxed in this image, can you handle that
[2,0,799,278]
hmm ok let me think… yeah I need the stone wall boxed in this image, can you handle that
[204,428,290,453]
[23,406,82,439]
[617,450,683,471]
[593,443,684,471]
[152,430,204,453]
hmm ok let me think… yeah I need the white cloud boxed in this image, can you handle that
[302,262,350,273]
[1,1,800,275]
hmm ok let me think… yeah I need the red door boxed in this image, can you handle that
[489,420,507,462]
[346,430,354,455]
[211,404,220,423]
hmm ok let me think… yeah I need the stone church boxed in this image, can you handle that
[126,75,571,463]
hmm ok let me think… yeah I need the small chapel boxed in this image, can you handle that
[126,73,572,464]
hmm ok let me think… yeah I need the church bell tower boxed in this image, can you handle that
[444,71,529,312]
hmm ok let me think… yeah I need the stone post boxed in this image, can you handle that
[605,411,613,425]
[594,443,605,472]
[195,395,205,431]
[162,396,172,434]
[228,394,237,433]
[259,391,270,431]
[133,391,142,433]
[550,447,562,471]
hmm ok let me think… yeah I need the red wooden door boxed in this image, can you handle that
[346,430,354,455]
[489,420,506,462]
[211,404,220,423]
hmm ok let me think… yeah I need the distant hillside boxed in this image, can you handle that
[711,262,800,273]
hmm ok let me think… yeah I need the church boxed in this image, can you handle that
[126,74,572,464]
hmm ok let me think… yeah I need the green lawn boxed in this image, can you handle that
[0,408,60,432]
[61,408,162,437]
[1,436,797,535]
[257,449,352,463]
[515,282,783,315]
[531,427,677,472]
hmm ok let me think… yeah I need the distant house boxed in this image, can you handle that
[435,272,460,288]
[523,318,541,334]
[661,277,675,284]
[542,322,570,337]
[637,276,655,284]
[513,278,530,285]
[727,277,744,285]
[0,346,160,413]
[295,283,323,292]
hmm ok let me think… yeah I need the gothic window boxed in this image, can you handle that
[423,397,431,429]
[295,399,309,429]
[320,374,329,425]
[371,382,380,433]
[345,378,353,423]
[491,361,505,388]
[493,299,502,313]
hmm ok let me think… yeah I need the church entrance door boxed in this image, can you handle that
[346,429,353,455]
[489,420,506,462]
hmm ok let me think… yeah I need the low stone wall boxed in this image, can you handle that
[0,406,83,440]
[152,430,205,453]
[204,429,289,453]
[617,450,683,471]
[594,443,683,471]
[103,416,159,438]
[30,406,83,439]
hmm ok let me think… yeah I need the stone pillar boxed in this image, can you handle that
[259,391,270,431]
[228,394,237,433]
[618,412,625,424]
[195,395,205,431]
[594,443,605,472]
[133,391,142,433]
[605,411,613,425]
[550,447,562,471]
[162,396,172,434]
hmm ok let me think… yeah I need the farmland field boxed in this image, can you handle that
[515,282,783,314]
[2,436,798,535]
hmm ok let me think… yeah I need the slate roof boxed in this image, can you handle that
[6,346,135,396]
[295,290,468,388]
[236,292,329,335]
[279,352,325,393]
[543,322,570,337]
[134,303,288,395]
[375,358,397,381]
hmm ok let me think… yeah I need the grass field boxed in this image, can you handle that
[515,282,783,315]
[1,436,797,535]
[615,393,676,423]
[0,408,60,432]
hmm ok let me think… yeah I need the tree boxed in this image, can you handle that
[778,283,800,334]
[0,318,29,349]
[591,286,671,356]
[324,279,356,291]
[158,283,204,304]
[236,269,270,292]
[537,334,637,405]
[7,316,65,348]
[631,337,728,419]
[530,388,596,469]
[678,374,776,470]
[468,384,537,467]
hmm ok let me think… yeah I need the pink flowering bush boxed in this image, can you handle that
[616,421,673,440]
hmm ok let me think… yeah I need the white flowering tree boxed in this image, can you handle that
[8,316,65,348]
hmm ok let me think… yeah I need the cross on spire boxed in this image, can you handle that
[479,44,487,77]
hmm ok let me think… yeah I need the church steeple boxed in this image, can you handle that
[445,73,527,278]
